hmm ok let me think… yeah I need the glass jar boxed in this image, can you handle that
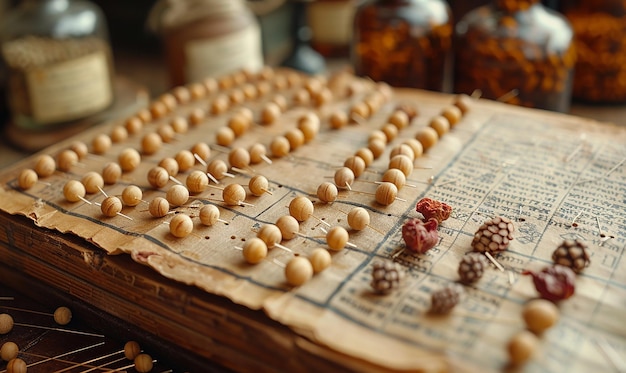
[560,1,626,103]
[454,0,576,112]
[351,0,453,91]
[149,0,264,87]
[0,0,114,130]
[309,0,357,58]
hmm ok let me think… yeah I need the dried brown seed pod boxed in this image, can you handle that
[430,283,464,314]
[370,260,404,294]
[458,252,488,284]
[415,197,452,223]
[551,239,590,273]
[471,216,514,253]
[401,218,439,254]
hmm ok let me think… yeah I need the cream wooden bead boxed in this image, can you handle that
[158,157,179,176]
[159,93,177,111]
[216,126,235,147]
[92,134,112,155]
[375,182,398,206]
[347,207,370,231]
[118,148,141,172]
[309,248,331,273]
[389,110,410,129]
[63,180,86,202]
[190,143,211,163]
[170,116,189,134]
[149,101,167,120]
[507,330,538,366]
[334,167,355,190]
[134,353,154,373]
[441,105,462,127]
[249,143,270,165]
[175,150,195,172]
[69,141,88,160]
[228,147,251,170]
[285,128,305,150]
[6,358,26,373]
[166,184,189,207]
[125,116,143,135]
[369,130,388,144]
[522,299,559,334]
[17,169,38,190]
[57,149,79,172]
[81,171,104,194]
[242,238,268,264]
[34,154,56,177]
[389,154,414,177]
[293,88,311,105]
[285,256,313,286]
[229,89,245,105]
[53,306,72,325]
[110,125,128,143]
[203,77,218,93]
[227,113,251,137]
[186,170,209,194]
[0,313,14,334]
[141,133,163,155]
[248,175,270,197]
[270,136,291,158]
[329,110,348,129]
[101,196,123,217]
[453,94,472,114]
[390,144,415,161]
[355,148,374,167]
[188,107,206,125]
[261,102,281,125]
[199,204,221,226]
[270,94,288,112]
[188,82,206,100]
[207,159,229,180]
[326,226,350,251]
[222,183,246,206]
[1,341,18,361]
[313,87,332,107]
[382,168,407,190]
[429,115,450,137]
[415,127,439,151]
[172,86,191,103]
[316,182,338,203]
[235,107,254,122]
[381,123,398,143]
[157,124,176,143]
[149,197,170,217]
[242,83,258,100]
[350,101,370,120]
[122,185,143,206]
[402,139,424,160]
[289,196,314,222]
[136,108,152,123]
[368,138,386,159]
[257,224,282,248]
[297,113,320,142]
[102,162,122,185]
[147,166,170,189]
[169,214,194,238]
[343,156,366,178]
[276,215,300,240]
[124,340,142,360]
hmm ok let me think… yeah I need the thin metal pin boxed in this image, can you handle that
[20,342,106,369]
[52,349,124,373]
[484,252,505,272]
[570,210,583,227]
[193,153,207,167]
[13,322,105,337]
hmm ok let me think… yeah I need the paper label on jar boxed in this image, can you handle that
[26,51,112,125]
[309,2,355,45]
[185,24,263,83]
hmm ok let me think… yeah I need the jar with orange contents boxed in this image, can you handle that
[454,0,576,112]
[351,0,453,91]
[560,0,626,103]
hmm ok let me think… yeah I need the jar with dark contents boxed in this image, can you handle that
[0,0,114,130]
[560,0,626,103]
[351,0,453,91]
[454,0,576,112]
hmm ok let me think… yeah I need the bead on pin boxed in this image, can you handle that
[256,224,293,253]
[16,168,50,190]
[288,196,330,227]
[249,143,272,165]
[94,186,133,220]
[63,180,92,205]
[0,313,103,337]
[0,306,72,325]
[198,204,228,226]
[222,183,254,207]
[320,226,357,251]
[247,175,272,197]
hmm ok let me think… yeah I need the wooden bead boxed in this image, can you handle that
[0,313,14,334]
[389,154,414,177]
[297,113,320,142]
[1,341,18,361]
[293,88,311,105]
[390,144,415,161]
[203,77,218,93]
[441,105,462,127]
[207,160,229,180]
[134,353,154,373]
[101,196,123,217]
[147,166,170,189]
[242,83,258,100]
[350,101,370,120]
[270,136,291,158]
[270,94,288,112]
[150,101,168,119]
[81,171,104,194]
[188,107,206,125]
[186,170,209,194]
[169,214,194,238]
[18,169,38,190]
[375,182,398,206]
[56,149,78,172]
[229,88,245,105]
[170,116,189,134]
[522,299,559,334]
[334,167,355,189]
[118,148,141,172]
[141,133,163,155]
[305,77,323,95]
[188,82,206,99]
[63,180,86,202]
[149,197,170,218]
[389,110,410,129]
[122,185,143,206]
[347,207,370,231]
[158,157,179,176]
[235,107,254,122]
[316,182,338,203]
[309,248,331,273]
[218,74,234,89]
[429,115,450,137]
[242,237,268,264]
[172,86,191,103]
[326,226,349,251]
[368,138,386,159]
[285,128,305,150]
[157,124,176,143]
[355,148,374,167]
[166,185,189,207]
[261,102,281,125]
[34,154,56,177]
[343,156,366,178]
[199,204,220,226]
[369,130,387,144]
[313,87,333,107]
[110,125,128,143]
[211,94,229,114]
[92,134,112,155]
[159,93,177,111]
[272,75,288,90]
[276,215,300,240]
[257,224,282,248]
[175,150,195,173]
[329,110,348,129]
[507,330,538,366]
[216,126,236,147]
[381,123,398,143]
[124,340,141,360]
[248,175,270,197]
[69,141,88,160]
[453,94,471,114]
[53,306,72,325]
[227,114,251,137]
[228,148,251,170]
[136,108,152,123]
[289,196,314,222]
[6,358,26,373]
[190,143,211,163]
[382,168,407,190]
[249,143,270,164]
[222,184,246,206]
[102,162,122,185]
[125,116,143,134]
[415,127,439,151]
[285,70,301,86]
[402,138,424,160]
[285,256,313,286]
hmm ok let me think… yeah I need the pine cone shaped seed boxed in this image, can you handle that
[458,252,488,284]
[430,283,464,314]
[552,239,590,273]
[471,216,514,253]
[370,260,404,294]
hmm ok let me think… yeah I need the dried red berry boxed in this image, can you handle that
[401,218,439,254]
[523,265,576,302]
[415,197,452,223]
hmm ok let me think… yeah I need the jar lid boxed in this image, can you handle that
[147,0,248,32]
